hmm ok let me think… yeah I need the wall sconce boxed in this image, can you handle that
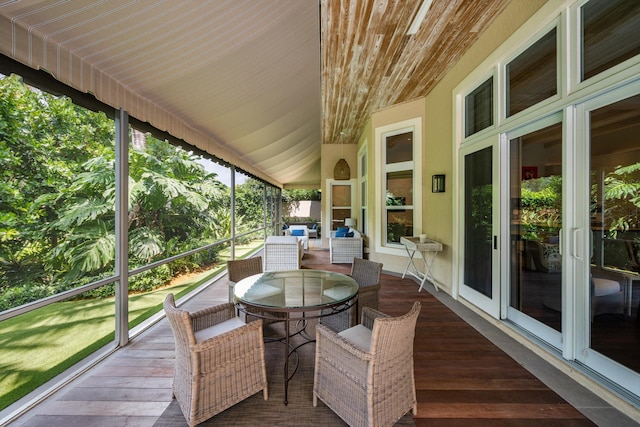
[432,174,445,193]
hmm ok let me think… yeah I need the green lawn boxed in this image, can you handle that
[0,240,262,411]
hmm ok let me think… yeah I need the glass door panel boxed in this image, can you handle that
[459,140,499,318]
[504,117,563,349]
[464,147,494,298]
[588,94,640,378]
[509,122,563,334]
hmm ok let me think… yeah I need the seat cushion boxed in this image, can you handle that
[194,317,246,342]
[339,324,372,351]
[323,285,353,301]
[266,235,298,244]
[245,283,282,299]
[592,277,621,296]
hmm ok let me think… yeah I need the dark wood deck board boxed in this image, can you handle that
[10,248,601,426]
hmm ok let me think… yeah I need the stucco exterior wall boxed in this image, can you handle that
[354,0,547,293]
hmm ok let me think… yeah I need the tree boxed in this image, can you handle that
[601,162,640,235]
[1,74,113,293]
[1,75,230,308]
[234,179,266,232]
[46,134,228,286]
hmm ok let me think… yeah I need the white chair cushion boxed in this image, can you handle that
[323,285,353,301]
[339,324,372,351]
[266,235,299,244]
[246,284,282,299]
[194,317,246,342]
[592,277,621,297]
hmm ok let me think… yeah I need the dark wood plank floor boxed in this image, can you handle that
[9,247,602,426]
[302,249,598,427]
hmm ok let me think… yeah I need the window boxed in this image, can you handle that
[384,131,414,244]
[582,0,640,81]
[327,180,354,234]
[358,147,368,235]
[465,77,494,137]
[375,118,421,252]
[506,28,557,117]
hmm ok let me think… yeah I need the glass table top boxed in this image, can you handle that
[233,269,359,310]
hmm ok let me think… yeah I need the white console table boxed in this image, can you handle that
[400,236,443,292]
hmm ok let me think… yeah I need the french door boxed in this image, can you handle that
[458,138,501,318]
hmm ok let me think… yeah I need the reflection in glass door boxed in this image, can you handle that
[464,147,493,297]
[460,143,499,317]
[585,94,640,385]
[507,119,563,348]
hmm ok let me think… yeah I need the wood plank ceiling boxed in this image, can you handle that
[0,0,511,187]
[322,0,511,146]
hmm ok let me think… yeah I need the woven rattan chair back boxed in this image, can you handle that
[350,257,382,287]
[314,301,421,427]
[228,256,263,282]
[227,256,284,324]
[227,257,263,302]
[321,258,383,332]
[163,294,268,426]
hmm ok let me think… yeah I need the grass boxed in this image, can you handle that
[0,240,262,411]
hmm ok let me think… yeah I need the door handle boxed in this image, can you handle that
[571,228,582,260]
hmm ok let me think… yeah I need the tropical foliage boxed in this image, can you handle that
[520,175,562,240]
[600,162,640,235]
[0,74,269,310]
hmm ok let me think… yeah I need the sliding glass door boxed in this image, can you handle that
[505,115,563,349]
[575,87,640,396]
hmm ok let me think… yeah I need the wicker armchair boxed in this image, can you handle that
[227,255,286,324]
[164,294,268,427]
[330,229,363,263]
[227,256,263,302]
[321,258,382,332]
[314,301,421,427]
[263,235,303,271]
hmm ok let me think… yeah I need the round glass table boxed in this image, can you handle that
[234,269,359,404]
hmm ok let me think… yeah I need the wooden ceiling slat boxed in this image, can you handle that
[322,0,511,146]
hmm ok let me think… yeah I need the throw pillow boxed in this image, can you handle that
[291,229,305,236]
[337,226,349,233]
[335,230,347,237]
[346,232,354,237]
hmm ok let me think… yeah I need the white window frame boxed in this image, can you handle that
[325,179,356,239]
[452,0,640,405]
[357,143,368,236]
[374,117,422,256]
[569,0,640,95]
[462,74,497,141]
